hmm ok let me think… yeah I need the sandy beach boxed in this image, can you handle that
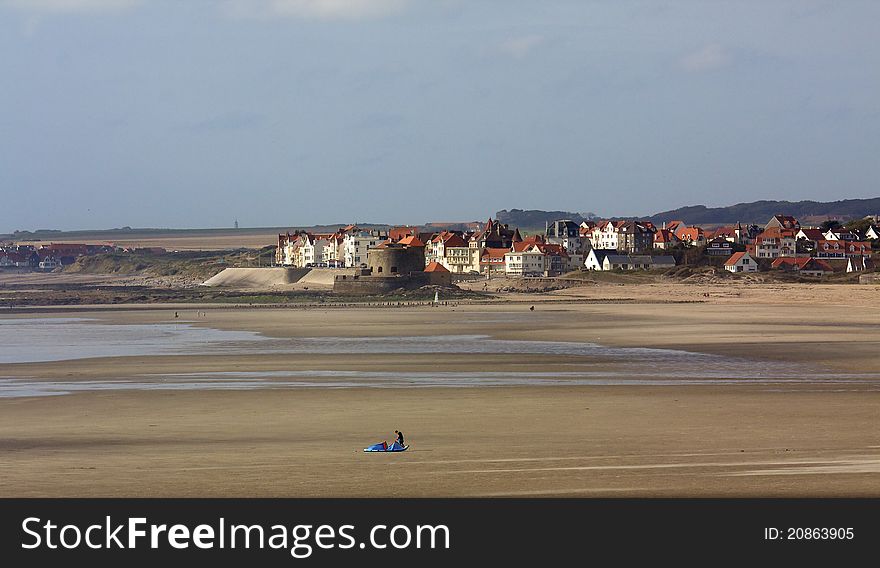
[2,282,880,497]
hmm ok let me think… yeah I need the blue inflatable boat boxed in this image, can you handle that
[364,441,409,452]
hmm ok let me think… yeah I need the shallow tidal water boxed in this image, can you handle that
[1,317,877,397]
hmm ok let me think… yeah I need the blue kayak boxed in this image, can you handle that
[364,441,408,452]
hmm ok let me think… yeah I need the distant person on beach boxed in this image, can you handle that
[394,430,404,446]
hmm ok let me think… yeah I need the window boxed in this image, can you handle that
[391,266,397,273]
[377,266,383,273]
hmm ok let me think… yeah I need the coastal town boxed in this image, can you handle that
[271,213,877,281]
[2,214,878,289]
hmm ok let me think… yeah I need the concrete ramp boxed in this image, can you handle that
[297,268,351,287]
[202,267,309,288]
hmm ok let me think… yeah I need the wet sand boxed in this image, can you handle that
[2,282,880,496]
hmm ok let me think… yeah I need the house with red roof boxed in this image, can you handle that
[724,252,757,273]
[388,226,416,241]
[675,226,706,247]
[480,247,509,275]
[590,221,620,250]
[425,231,478,273]
[795,228,825,243]
[814,240,872,259]
[665,220,686,234]
[653,228,679,250]
[504,241,572,276]
[470,218,520,249]
[771,256,833,277]
[752,227,797,259]
[397,235,424,248]
[423,261,452,286]
[765,215,800,231]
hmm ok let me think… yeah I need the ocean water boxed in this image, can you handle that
[1,317,877,397]
[0,317,266,364]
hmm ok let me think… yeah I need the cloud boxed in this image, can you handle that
[1,0,141,14]
[680,44,731,73]
[222,0,409,20]
[498,34,544,58]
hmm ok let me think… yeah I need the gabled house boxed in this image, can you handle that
[814,240,872,259]
[665,220,686,234]
[653,228,679,250]
[675,226,705,247]
[600,254,675,271]
[545,219,588,254]
[425,232,478,273]
[752,227,797,258]
[847,256,875,273]
[504,247,545,277]
[795,228,825,243]
[584,249,616,271]
[765,215,800,231]
[480,247,509,275]
[823,228,858,241]
[724,252,757,273]
[590,221,619,251]
[470,218,520,249]
[616,221,654,253]
[771,256,833,277]
[344,230,388,268]
[603,255,635,270]
[705,237,735,256]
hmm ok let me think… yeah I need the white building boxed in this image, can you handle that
[321,234,346,267]
[823,228,858,241]
[545,220,589,255]
[300,236,329,267]
[724,252,757,273]
[590,221,620,251]
[276,234,302,266]
[584,249,615,270]
[504,249,545,276]
[344,231,384,268]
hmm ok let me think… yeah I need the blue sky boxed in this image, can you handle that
[1,1,878,231]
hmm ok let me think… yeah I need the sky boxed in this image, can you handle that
[1,0,879,231]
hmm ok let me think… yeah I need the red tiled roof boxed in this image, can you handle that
[707,226,736,239]
[437,232,467,248]
[759,227,797,239]
[724,252,747,266]
[676,227,704,241]
[536,243,568,257]
[424,261,449,273]
[770,215,799,228]
[797,229,825,241]
[654,228,676,243]
[398,235,425,247]
[771,257,810,269]
[481,247,509,260]
[389,226,416,241]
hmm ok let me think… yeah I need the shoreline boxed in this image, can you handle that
[2,283,880,496]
